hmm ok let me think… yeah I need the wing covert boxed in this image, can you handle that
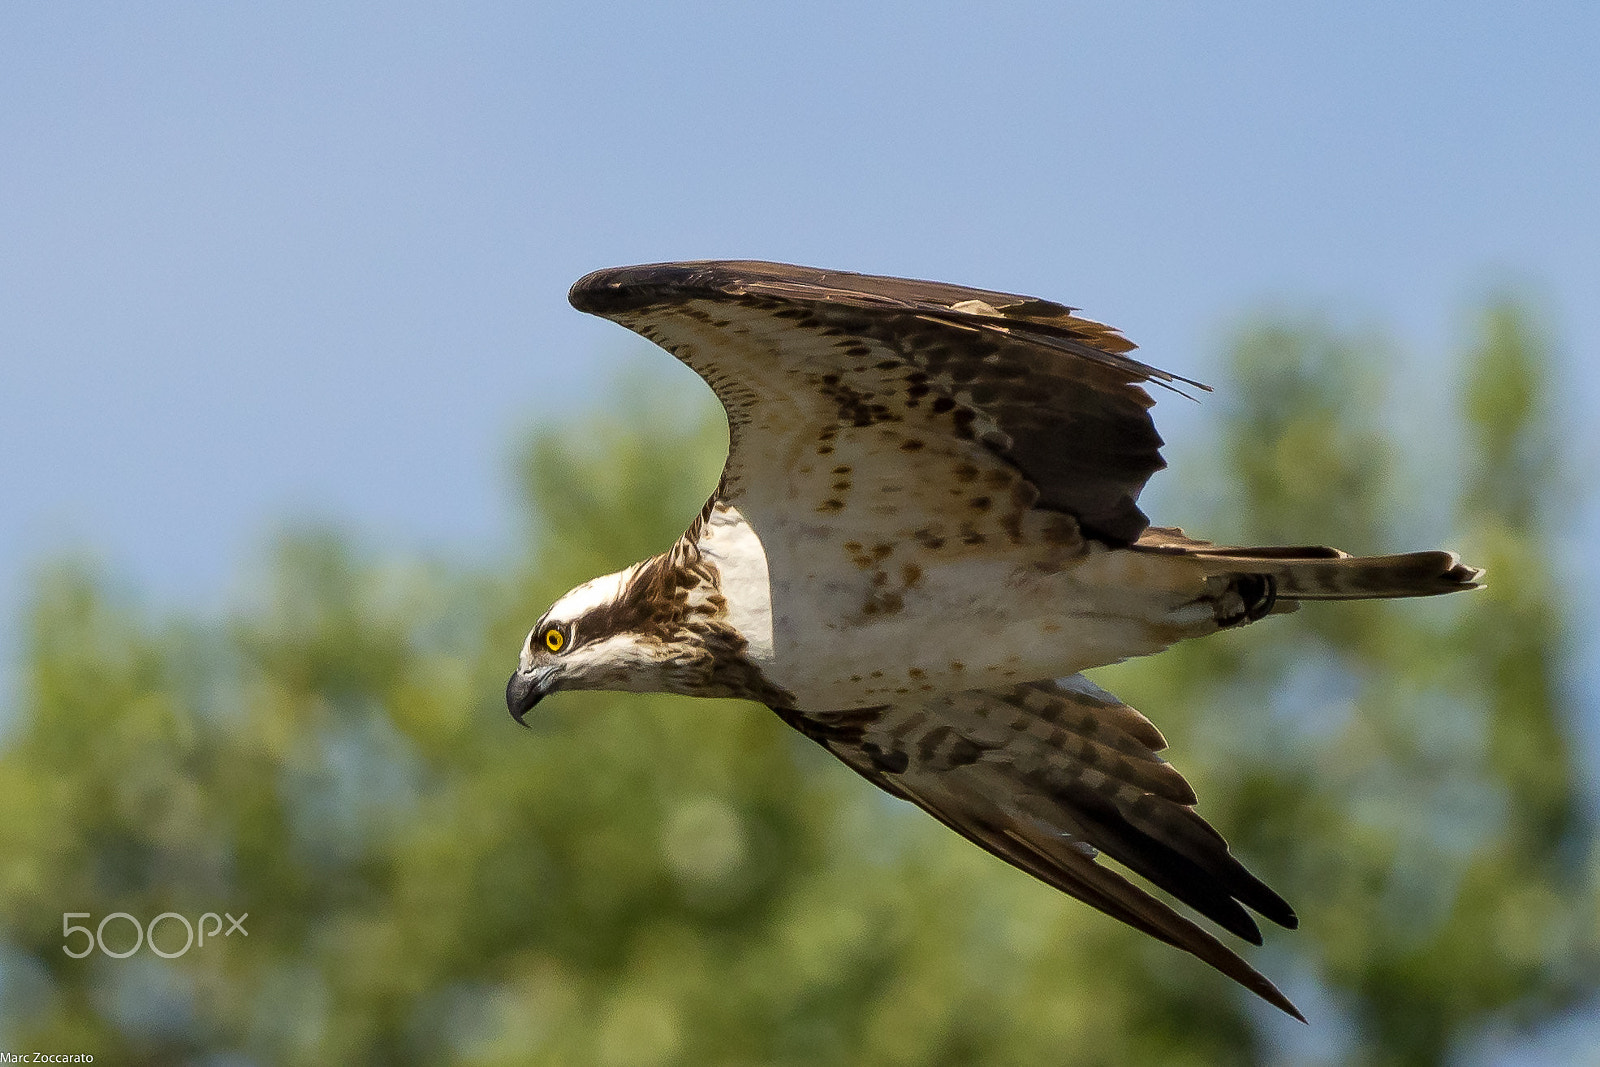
[570,260,1204,544]
[774,676,1303,1020]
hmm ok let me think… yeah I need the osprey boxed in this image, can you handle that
[507,261,1482,1019]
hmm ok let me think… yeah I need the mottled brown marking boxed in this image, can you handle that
[861,588,905,618]
[1000,508,1024,544]
[861,743,908,775]
[900,438,926,452]
[818,370,899,429]
[817,499,845,514]
[969,496,992,512]
[944,736,984,767]
[1043,515,1079,545]
[901,563,923,587]
[773,704,884,747]
[918,725,954,761]
[845,545,875,570]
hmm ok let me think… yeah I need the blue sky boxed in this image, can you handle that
[3,3,1598,1058]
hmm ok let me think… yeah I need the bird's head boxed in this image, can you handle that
[505,559,700,723]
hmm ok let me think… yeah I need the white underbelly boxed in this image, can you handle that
[761,545,1214,710]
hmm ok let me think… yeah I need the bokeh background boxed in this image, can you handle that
[2,4,1596,1064]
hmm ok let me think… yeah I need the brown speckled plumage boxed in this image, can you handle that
[510,260,1486,1023]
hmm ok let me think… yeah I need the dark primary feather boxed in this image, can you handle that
[776,678,1305,1021]
[570,260,1207,543]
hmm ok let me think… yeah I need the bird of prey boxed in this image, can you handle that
[506,261,1482,1019]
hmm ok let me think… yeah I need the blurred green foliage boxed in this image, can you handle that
[1,308,1594,1065]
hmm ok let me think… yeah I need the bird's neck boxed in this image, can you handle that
[626,529,793,708]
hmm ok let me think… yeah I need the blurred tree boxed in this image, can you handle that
[0,311,1593,1066]
[1099,299,1597,1064]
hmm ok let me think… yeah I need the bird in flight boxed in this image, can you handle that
[506,261,1482,1019]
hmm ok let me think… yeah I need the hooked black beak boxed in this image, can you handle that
[506,668,549,726]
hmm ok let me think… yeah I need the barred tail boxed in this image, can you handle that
[1135,527,1485,604]
[1251,551,1481,600]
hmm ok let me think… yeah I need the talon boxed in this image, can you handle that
[1216,574,1275,627]
[1248,575,1278,621]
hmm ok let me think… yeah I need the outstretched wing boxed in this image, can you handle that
[774,676,1303,1020]
[570,260,1203,546]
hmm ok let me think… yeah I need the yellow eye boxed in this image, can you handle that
[543,628,565,653]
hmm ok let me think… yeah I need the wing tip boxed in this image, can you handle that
[569,261,1208,397]
[1279,993,1310,1024]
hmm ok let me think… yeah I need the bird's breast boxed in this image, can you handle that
[758,541,1212,710]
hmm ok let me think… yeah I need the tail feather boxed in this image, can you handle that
[1136,526,1485,601]
[1249,551,1482,600]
